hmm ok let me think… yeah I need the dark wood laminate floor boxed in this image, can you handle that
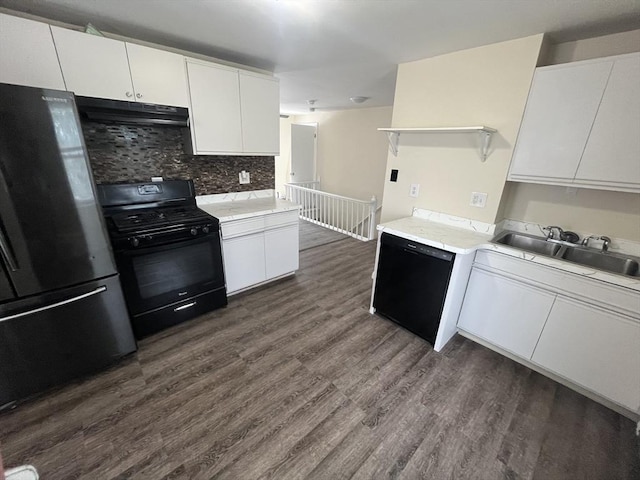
[1,237,638,479]
[299,219,349,251]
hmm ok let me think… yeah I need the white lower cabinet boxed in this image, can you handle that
[458,250,640,417]
[223,233,266,294]
[221,210,299,295]
[457,268,555,359]
[531,298,640,412]
[265,225,299,279]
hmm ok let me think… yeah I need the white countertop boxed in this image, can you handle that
[379,216,494,254]
[379,212,640,293]
[198,196,300,222]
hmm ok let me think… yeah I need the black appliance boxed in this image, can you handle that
[0,83,137,410]
[373,233,455,346]
[97,180,227,339]
[75,96,189,126]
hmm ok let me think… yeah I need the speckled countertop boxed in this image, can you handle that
[197,196,300,223]
[379,211,640,293]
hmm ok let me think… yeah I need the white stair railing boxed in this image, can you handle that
[285,183,377,241]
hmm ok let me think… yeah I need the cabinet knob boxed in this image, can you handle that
[125,91,133,98]
[136,93,142,99]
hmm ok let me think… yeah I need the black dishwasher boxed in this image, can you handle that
[373,233,455,346]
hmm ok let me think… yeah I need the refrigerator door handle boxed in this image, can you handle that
[0,227,18,272]
[0,286,107,323]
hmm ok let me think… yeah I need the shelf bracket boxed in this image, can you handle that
[479,130,493,162]
[384,131,399,156]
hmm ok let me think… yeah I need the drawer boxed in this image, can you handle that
[474,250,640,320]
[221,216,265,239]
[264,210,299,229]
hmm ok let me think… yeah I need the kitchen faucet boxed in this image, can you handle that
[582,235,612,252]
[543,226,564,240]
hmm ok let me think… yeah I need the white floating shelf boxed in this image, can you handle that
[378,126,497,161]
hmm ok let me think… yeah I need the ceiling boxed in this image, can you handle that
[1,0,639,114]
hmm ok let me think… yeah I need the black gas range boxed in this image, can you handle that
[97,180,227,339]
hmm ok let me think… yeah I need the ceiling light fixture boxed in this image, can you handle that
[350,96,369,104]
[307,99,317,112]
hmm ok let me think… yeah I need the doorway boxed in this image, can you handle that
[290,123,317,184]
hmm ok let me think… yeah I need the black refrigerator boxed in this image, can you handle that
[0,83,137,409]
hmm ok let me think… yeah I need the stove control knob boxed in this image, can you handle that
[202,225,210,234]
[130,237,140,247]
[190,227,198,236]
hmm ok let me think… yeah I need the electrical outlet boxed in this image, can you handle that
[409,184,420,198]
[470,191,487,208]
[239,170,250,184]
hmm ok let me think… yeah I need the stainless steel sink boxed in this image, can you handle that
[491,231,640,277]
[493,232,562,256]
[560,247,640,277]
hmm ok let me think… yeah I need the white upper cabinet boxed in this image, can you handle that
[508,60,612,181]
[186,60,243,154]
[508,53,640,193]
[239,72,280,154]
[51,26,135,101]
[186,60,280,155]
[125,43,189,107]
[0,13,65,90]
[52,27,190,107]
[574,55,640,188]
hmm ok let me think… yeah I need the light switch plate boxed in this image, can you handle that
[470,191,487,207]
[409,184,420,198]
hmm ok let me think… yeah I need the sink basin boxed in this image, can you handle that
[492,231,640,277]
[560,247,640,277]
[493,232,562,257]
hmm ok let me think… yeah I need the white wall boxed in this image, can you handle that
[502,29,640,241]
[275,116,292,197]
[380,35,544,224]
[288,106,392,204]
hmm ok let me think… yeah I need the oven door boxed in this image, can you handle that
[115,234,225,315]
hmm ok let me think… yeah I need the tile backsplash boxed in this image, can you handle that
[82,121,275,195]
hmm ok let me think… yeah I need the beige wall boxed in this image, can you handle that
[503,29,640,241]
[502,183,640,240]
[380,34,544,224]
[549,29,640,65]
[275,116,293,197]
[290,106,392,203]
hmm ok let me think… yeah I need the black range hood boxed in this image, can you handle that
[75,96,189,127]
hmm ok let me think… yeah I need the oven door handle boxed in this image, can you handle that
[174,301,196,312]
[0,286,107,323]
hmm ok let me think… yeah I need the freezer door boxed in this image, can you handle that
[0,84,116,297]
[0,274,136,407]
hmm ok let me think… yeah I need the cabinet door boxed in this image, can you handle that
[574,54,640,190]
[239,72,280,154]
[265,225,299,279]
[186,61,242,154]
[0,14,65,90]
[508,61,612,181]
[222,233,266,294]
[532,297,640,412]
[458,268,555,359]
[126,43,189,107]
[51,26,134,101]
